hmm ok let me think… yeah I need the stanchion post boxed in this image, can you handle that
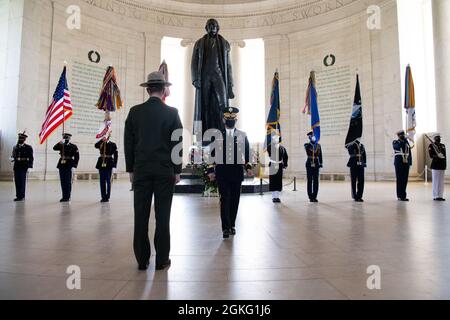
[259,178,263,195]
[425,165,428,185]
[293,177,297,191]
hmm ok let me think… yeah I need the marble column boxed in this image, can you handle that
[0,0,25,180]
[143,32,162,100]
[181,39,195,165]
[229,40,246,120]
[432,0,450,173]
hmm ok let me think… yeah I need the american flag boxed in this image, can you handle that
[39,66,73,144]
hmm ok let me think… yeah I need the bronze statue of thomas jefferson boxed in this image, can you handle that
[191,19,234,137]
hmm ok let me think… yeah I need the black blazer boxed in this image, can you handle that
[12,144,34,170]
[429,143,446,170]
[268,145,288,169]
[393,139,412,166]
[208,129,252,182]
[53,142,79,169]
[346,143,367,168]
[304,143,323,168]
[95,140,118,170]
[124,97,183,176]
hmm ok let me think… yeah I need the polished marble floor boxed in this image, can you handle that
[0,179,449,300]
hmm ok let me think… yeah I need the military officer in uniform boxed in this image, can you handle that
[304,132,323,203]
[11,132,34,201]
[393,130,412,201]
[95,132,118,202]
[53,133,79,202]
[346,139,367,202]
[208,107,253,239]
[268,135,288,203]
[428,134,446,201]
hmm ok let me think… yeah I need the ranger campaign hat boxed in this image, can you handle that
[18,132,28,139]
[140,71,172,88]
[62,133,72,138]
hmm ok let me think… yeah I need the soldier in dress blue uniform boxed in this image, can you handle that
[304,132,323,203]
[207,107,253,239]
[393,130,412,201]
[11,132,34,201]
[346,139,367,202]
[95,132,118,203]
[53,133,79,202]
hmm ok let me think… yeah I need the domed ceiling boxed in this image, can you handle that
[172,0,264,3]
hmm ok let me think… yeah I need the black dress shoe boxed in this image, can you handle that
[273,198,281,203]
[355,199,364,202]
[100,199,109,203]
[155,259,171,271]
[223,230,231,239]
[313,199,318,203]
[398,198,409,202]
[138,262,149,271]
[438,198,446,201]
[231,228,236,235]
[60,198,70,202]
[13,198,24,202]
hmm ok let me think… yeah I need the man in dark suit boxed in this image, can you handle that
[428,134,446,201]
[304,132,323,202]
[346,139,367,202]
[53,133,79,202]
[125,71,183,271]
[207,107,253,239]
[11,132,34,201]
[393,130,412,201]
[95,132,118,202]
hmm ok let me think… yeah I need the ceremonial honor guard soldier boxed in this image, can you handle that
[11,132,34,201]
[268,135,288,203]
[304,132,323,202]
[428,134,446,201]
[208,107,253,239]
[346,139,367,202]
[53,133,79,202]
[95,132,118,202]
[393,130,412,201]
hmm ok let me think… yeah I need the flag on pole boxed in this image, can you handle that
[39,66,73,144]
[96,66,123,112]
[95,119,112,139]
[302,71,316,114]
[265,71,281,149]
[404,64,416,141]
[304,71,320,143]
[345,74,363,146]
[159,60,170,102]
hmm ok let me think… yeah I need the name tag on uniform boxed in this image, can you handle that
[102,163,107,168]
[61,160,66,164]
[311,163,316,168]
[357,161,362,166]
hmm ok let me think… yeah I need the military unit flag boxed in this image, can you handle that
[265,71,282,149]
[304,71,320,144]
[96,66,123,112]
[404,64,416,141]
[159,60,171,102]
[345,74,363,147]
